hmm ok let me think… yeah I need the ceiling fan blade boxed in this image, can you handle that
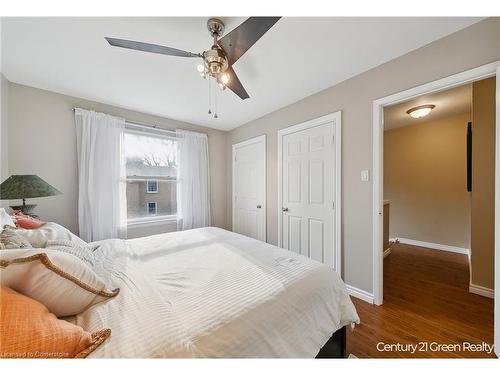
[218,17,281,65]
[225,66,249,100]
[105,37,201,58]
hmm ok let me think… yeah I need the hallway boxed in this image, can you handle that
[347,243,495,358]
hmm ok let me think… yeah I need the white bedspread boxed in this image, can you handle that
[77,227,359,358]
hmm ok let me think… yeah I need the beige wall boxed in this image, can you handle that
[471,77,496,290]
[3,18,499,295]
[226,18,500,292]
[384,113,471,249]
[6,82,227,236]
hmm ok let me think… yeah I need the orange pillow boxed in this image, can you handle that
[0,287,110,358]
[13,215,46,229]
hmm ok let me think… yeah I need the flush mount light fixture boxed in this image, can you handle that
[406,104,436,119]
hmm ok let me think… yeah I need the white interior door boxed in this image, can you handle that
[232,135,266,241]
[278,112,341,272]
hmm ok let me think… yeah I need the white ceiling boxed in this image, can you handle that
[384,83,472,130]
[2,17,483,131]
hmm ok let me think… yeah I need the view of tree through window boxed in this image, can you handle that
[123,131,177,220]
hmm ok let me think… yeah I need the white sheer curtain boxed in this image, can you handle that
[176,129,211,230]
[74,108,127,241]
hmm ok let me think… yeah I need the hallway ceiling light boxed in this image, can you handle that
[406,104,436,118]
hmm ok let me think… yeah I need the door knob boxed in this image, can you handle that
[257,205,262,209]
[282,207,289,212]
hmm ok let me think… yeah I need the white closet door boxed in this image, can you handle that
[232,135,266,241]
[280,118,338,269]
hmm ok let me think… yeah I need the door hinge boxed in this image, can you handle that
[332,135,335,144]
[332,201,335,209]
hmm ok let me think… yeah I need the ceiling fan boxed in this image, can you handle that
[105,17,281,118]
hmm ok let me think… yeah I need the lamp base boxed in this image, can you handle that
[10,204,37,215]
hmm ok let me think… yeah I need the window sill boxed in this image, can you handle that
[127,216,177,228]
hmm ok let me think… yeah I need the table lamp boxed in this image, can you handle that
[0,175,62,215]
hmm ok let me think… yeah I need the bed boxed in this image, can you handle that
[75,226,359,358]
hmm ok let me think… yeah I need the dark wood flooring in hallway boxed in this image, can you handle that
[347,243,495,358]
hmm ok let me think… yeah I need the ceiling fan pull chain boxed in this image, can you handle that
[214,77,218,119]
[208,76,212,115]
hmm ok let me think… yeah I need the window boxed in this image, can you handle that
[147,202,157,215]
[146,180,158,193]
[123,130,177,223]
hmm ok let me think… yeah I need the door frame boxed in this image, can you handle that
[232,134,267,242]
[496,63,500,359]
[277,111,342,273]
[372,60,500,357]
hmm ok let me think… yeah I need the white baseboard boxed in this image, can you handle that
[346,284,374,304]
[392,237,470,256]
[469,283,494,299]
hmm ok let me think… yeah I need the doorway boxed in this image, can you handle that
[232,135,266,241]
[277,111,342,273]
[372,61,500,357]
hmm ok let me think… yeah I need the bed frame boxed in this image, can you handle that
[315,326,347,358]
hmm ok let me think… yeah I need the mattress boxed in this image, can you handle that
[77,227,359,358]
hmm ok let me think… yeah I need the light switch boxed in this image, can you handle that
[361,170,370,182]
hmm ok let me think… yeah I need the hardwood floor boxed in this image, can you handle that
[347,243,495,358]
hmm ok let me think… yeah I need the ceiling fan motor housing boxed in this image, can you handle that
[207,18,225,37]
[203,47,228,75]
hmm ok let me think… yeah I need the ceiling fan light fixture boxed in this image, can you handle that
[406,104,436,119]
[220,73,230,85]
[105,17,281,116]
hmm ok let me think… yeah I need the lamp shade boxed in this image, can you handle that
[0,175,62,200]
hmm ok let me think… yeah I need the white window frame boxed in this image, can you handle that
[147,201,158,216]
[146,179,159,193]
[123,128,178,226]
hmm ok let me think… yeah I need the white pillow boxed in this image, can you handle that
[0,248,119,317]
[13,222,89,249]
[45,239,96,267]
[0,208,15,229]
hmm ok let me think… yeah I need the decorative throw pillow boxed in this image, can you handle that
[13,215,46,229]
[0,249,119,317]
[45,239,96,267]
[0,208,15,229]
[13,222,89,249]
[0,287,111,358]
[0,226,33,249]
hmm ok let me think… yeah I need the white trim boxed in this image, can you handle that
[469,283,494,299]
[346,284,374,304]
[372,60,500,307]
[277,111,342,274]
[127,215,177,228]
[495,65,500,357]
[146,179,158,193]
[232,135,267,242]
[394,237,470,256]
[146,201,157,215]
[335,114,342,274]
[123,126,177,140]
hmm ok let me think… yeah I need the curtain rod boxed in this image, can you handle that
[72,107,176,134]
